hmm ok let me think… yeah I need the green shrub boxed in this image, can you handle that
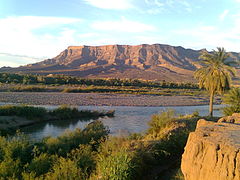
[94,149,137,180]
[44,157,84,180]
[44,121,109,156]
[0,132,33,179]
[0,105,47,119]
[148,109,178,136]
[28,152,55,176]
[0,121,109,179]
[21,171,37,180]
[2,132,33,164]
[152,130,189,164]
[10,85,50,92]
[69,144,96,179]
[50,105,80,120]
[0,158,21,179]
[0,136,6,161]
[0,105,114,125]
[222,88,240,115]
[50,105,115,120]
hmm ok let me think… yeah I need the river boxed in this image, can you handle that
[19,105,224,140]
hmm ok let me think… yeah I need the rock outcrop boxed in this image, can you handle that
[181,116,240,180]
[218,113,240,124]
[2,44,239,82]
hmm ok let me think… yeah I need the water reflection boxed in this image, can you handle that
[23,119,93,139]
[20,104,224,140]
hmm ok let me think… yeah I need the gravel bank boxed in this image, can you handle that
[0,92,212,106]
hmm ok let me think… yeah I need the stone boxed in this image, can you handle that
[218,113,240,124]
[181,119,240,180]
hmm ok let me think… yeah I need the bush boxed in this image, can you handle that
[222,88,240,115]
[151,129,189,164]
[0,158,21,179]
[148,109,178,136]
[50,105,80,120]
[1,132,33,164]
[69,144,96,179]
[0,120,109,179]
[0,105,47,119]
[44,121,109,156]
[0,105,114,126]
[44,157,84,180]
[0,132,33,179]
[94,149,137,180]
[10,85,51,92]
[27,152,55,176]
[50,105,115,120]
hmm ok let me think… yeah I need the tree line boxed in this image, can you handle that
[0,73,199,89]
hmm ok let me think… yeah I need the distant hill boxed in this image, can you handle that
[1,44,239,82]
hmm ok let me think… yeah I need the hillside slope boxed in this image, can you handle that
[2,44,240,82]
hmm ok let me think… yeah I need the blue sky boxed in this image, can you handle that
[0,0,240,67]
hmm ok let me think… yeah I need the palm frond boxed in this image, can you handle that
[195,47,236,94]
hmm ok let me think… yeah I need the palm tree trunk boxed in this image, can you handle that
[209,91,214,117]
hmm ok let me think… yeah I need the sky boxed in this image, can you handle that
[0,0,240,67]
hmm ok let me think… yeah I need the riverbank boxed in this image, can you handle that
[0,105,114,135]
[0,92,220,106]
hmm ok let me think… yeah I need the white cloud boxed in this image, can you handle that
[146,8,162,14]
[0,16,82,59]
[219,10,229,21]
[91,18,156,33]
[172,22,240,52]
[83,0,134,10]
[143,0,192,14]
[154,0,164,7]
[0,53,44,67]
[180,0,192,12]
[0,16,81,31]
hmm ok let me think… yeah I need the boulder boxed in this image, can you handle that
[181,119,240,180]
[218,113,240,124]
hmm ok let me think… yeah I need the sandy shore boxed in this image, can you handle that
[0,92,216,106]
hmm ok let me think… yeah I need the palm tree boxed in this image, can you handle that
[194,47,236,117]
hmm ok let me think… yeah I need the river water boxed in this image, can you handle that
[18,105,224,140]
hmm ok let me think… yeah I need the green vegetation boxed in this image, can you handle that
[148,109,178,136]
[50,105,114,120]
[194,47,236,117]
[0,106,220,180]
[222,88,240,115]
[0,105,114,120]
[0,121,109,179]
[0,105,47,119]
[4,85,59,92]
[0,73,206,97]
[0,83,203,96]
[0,105,114,135]
[0,73,199,89]
[0,108,218,179]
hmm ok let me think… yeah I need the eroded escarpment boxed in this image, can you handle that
[181,114,240,180]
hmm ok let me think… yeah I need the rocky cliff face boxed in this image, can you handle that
[3,44,240,82]
[181,114,240,180]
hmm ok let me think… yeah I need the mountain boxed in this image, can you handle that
[1,44,240,82]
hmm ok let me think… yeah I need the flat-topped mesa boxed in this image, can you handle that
[2,44,239,82]
[181,114,240,180]
[54,44,199,68]
[67,45,84,50]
